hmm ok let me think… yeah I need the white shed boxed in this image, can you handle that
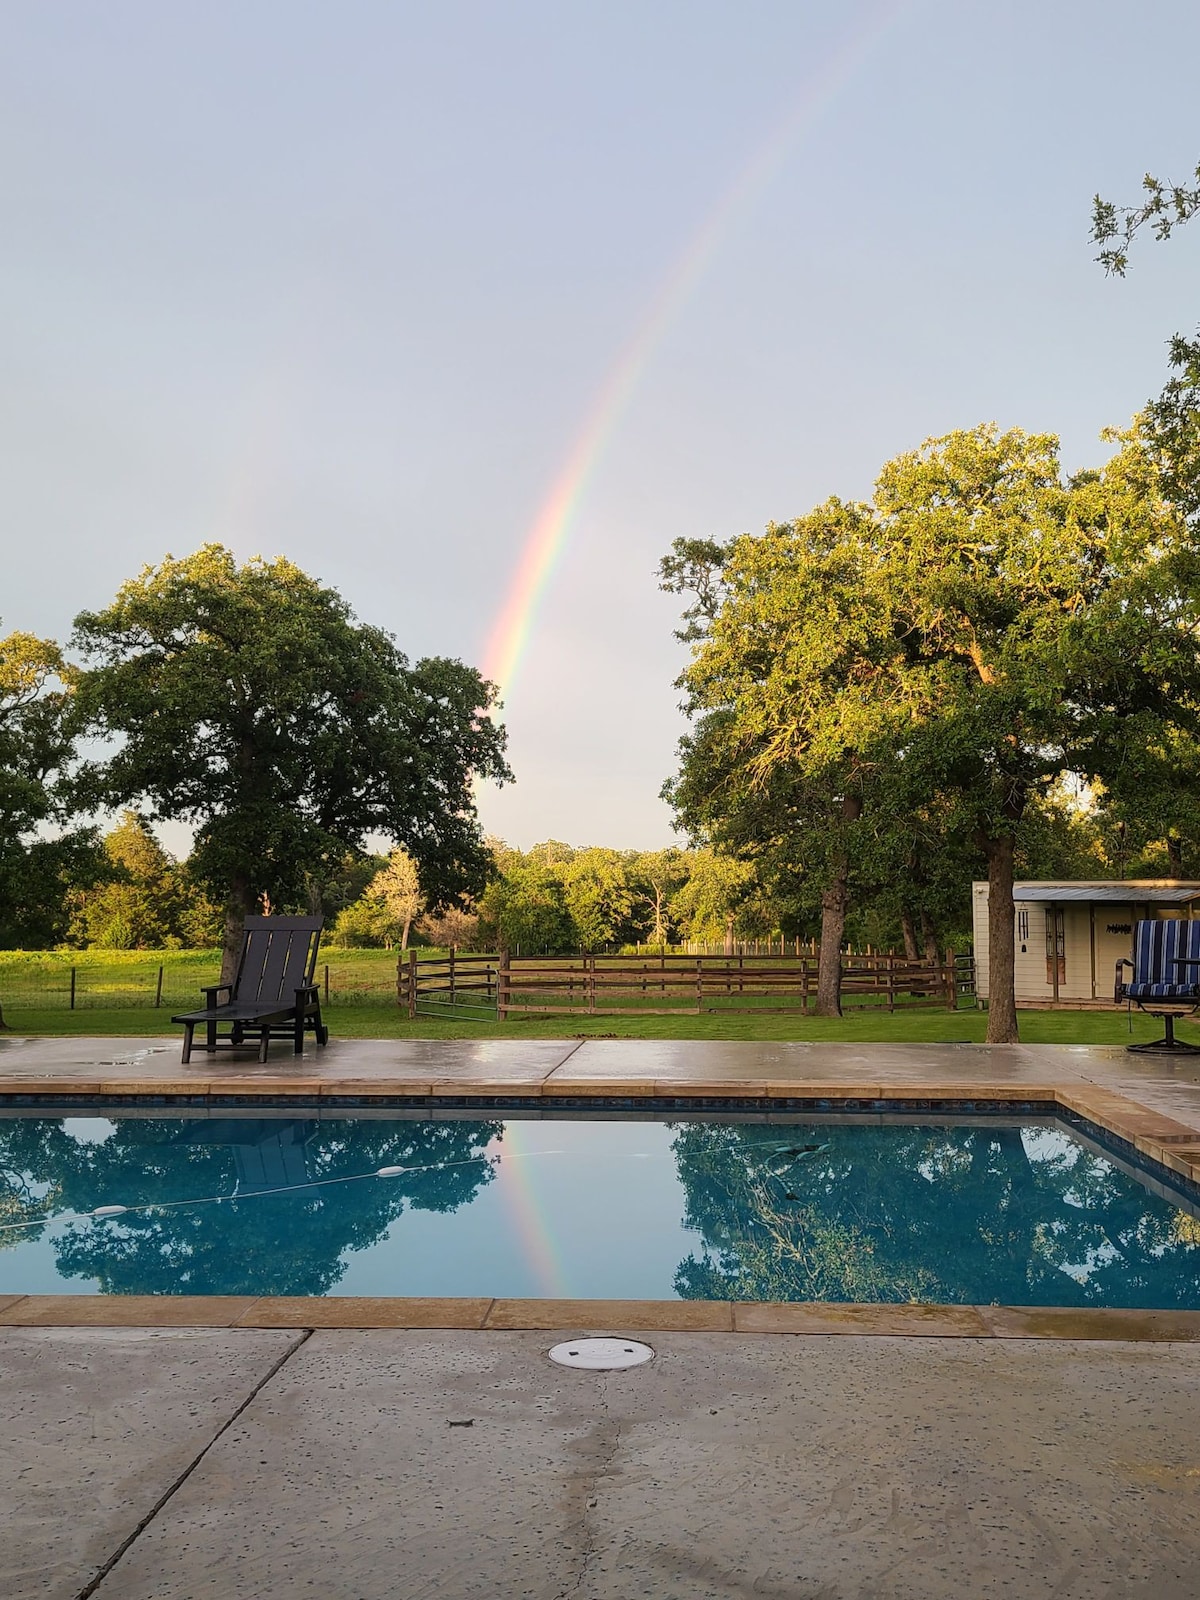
[971,880,1200,1006]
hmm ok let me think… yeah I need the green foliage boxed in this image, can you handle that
[663,423,1200,1035]
[70,546,510,964]
[560,848,636,950]
[1140,334,1200,539]
[329,849,427,949]
[65,812,222,950]
[629,847,688,947]
[0,629,100,949]
[328,899,396,948]
[471,839,788,955]
[1092,161,1200,276]
[1092,157,1200,614]
[666,848,756,945]
[478,853,576,954]
[365,848,425,948]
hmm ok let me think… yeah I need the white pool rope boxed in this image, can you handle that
[0,1148,581,1235]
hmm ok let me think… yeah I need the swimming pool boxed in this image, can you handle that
[1,1110,1198,1306]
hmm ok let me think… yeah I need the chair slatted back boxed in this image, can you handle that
[1130,919,1200,994]
[234,916,323,1005]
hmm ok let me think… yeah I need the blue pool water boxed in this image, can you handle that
[1,1112,1198,1306]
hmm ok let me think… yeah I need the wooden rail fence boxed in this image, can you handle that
[403,950,967,1020]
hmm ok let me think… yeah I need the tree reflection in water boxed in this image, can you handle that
[669,1121,1200,1309]
[0,1114,502,1296]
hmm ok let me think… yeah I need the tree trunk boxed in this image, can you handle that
[984,833,1019,1043]
[815,794,861,1017]
[900,909,920,961]
[1168,835,1184,877]
[220,874,256,985]
[816,881,847,1017]
[0,997,8,1030]
[400,916,412,950]
[919,910,939,965]
[723,912,734,958]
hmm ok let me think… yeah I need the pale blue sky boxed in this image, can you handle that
[3,1,1198,848]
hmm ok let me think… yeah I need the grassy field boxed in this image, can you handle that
[0,945,1186,1044]
[0,947,404,1011]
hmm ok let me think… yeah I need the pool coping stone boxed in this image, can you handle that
[3,1294,1200,1339]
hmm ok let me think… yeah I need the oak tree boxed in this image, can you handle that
[72,547,511,978]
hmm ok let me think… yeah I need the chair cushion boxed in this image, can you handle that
[1125,982,1200,1000]
[1129,918,1200,984]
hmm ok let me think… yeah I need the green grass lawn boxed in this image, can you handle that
[1,945,1185,1045]
[0,1001,1182,1047]
[0,946,407,1011]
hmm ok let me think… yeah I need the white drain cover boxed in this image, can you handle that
[549,1337,654,1370]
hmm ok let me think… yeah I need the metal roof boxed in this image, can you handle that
[1012,884,1200,904]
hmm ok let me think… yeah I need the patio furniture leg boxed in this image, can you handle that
[181,1023,193,1065]
[1128,1013,1200,1053]
[259,1027,271,1063]
[206,1017,217,1053]
[294,1009,304,1054]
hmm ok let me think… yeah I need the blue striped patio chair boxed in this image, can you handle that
[1114,918,1200,1052]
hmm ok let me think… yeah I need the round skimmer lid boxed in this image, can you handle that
[548,1337,654,1370]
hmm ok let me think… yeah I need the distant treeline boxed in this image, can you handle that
[8,801,1168,965]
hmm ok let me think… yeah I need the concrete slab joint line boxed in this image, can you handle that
[557,1377,622,1600]
[71,1330,312,1600]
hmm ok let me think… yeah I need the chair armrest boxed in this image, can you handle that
[201,984,233,1004]
[294,984,319,998]
[1114,957,1133,1004]
[1171,956,1200,966]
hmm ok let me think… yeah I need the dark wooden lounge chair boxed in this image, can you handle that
[1114,917,1200,1052]
[174,915,329,1064]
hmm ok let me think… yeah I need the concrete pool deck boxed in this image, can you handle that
[5,1325,1200,1599]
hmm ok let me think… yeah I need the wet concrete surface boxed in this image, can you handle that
[3,1033,1200,1126]
[6,1326,1200,1600]
[0,1326,301,1600]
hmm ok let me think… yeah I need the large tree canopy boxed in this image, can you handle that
[71,546,511,974]
[664,425,1194,1041]
[662,500,897,1013]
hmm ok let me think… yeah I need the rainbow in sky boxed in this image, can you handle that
[480,0,911,700]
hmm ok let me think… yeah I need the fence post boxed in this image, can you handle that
[324,963,330,1005]
[70,966,76,1011]
[945,947,956,1010]
[449,946,457,1005]
[696,957,704,1014]
[154,964,164,1008]
[498,950,510,1021]
[408,948,417,1018]
[587,954,596,1015]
